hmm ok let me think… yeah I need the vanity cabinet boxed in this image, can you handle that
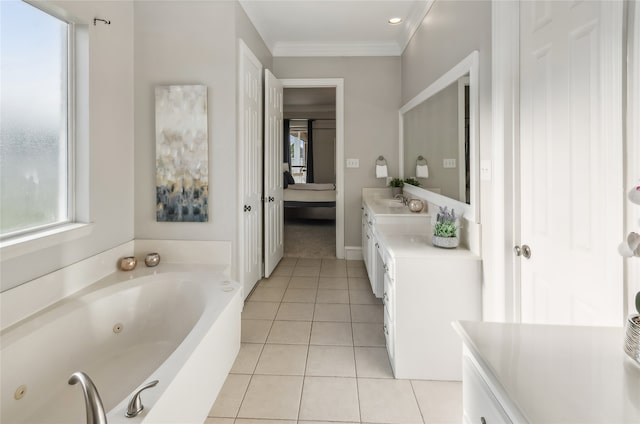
[361,189,481,381]
[377,233,481,381]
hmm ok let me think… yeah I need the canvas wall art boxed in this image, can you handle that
[155,85,208,222]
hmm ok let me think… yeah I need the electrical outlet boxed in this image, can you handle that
[346,158,359,168]
[443,158,457,168]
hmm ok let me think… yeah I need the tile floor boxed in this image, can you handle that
[206,258,462,424]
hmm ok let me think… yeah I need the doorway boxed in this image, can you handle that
[280,79,345,259]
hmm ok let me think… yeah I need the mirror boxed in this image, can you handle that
[399,51,479,223]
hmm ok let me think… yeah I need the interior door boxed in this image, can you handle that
[519,1,623,326]
[238,40,263,298]
[264,69,284,277]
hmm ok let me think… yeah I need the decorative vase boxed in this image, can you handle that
[118,256,137,271]
[432,235,459,249]
[624,314,640,366]
[408,199,424,213]
[391,187,402,197]
[145,252,161,267]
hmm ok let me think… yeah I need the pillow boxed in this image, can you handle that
[284,170,295,186]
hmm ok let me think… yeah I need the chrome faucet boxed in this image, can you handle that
[68,371,107,424]
[393,193,408,205]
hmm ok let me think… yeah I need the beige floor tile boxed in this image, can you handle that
[282,288,317,303]
[292,267,321,277]
[411,380,462,424]
[209,373,251,417]
[231,343,264,374]
[267,320,312,344]
[352,323,385,347]
[346,266,368,278]
[241,320,273,343]
[279,257,299,267]
[275,302,315,321]
[236,420,296,424]
[310,322,353,346]
[318,277,349,290]
[348,277,371,290]
[316,289,349,304]
[254,344,308,376]
[313,303,351,322]
[299,377,360,422]
[237,375,303,420]
[258,276,290,288]
[357,378,423,424]
[248,287,286,302]
[299,422,359,424]
[306,345,356,377]
[319,260,348,277]
[296,258,322,267]
[354,347,394,378]
[272,265,295,277]
[350,304,384,323]
[204,418,234,424]
[288,276,319,289]
[349,288,382,305]
[242,302,280,320]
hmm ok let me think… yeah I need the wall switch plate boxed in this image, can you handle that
[443,158,457,168]
[346,158,359,168]
[480,160,492,181]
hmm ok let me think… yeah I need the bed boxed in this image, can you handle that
[284,183,336,208]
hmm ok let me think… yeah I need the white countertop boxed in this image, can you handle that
[454,321,640,423]
[375,230,479,259]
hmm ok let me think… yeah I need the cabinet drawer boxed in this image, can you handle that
[463,358,512,424]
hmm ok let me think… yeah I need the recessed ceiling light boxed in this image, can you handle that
[388,17,403,25]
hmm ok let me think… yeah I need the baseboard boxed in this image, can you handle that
[344,246,363,261]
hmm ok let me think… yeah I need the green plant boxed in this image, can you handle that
[404,177,421,187]
[389,178,404,188]
[433,206,457,238]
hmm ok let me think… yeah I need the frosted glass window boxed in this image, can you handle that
[1,1,70,237]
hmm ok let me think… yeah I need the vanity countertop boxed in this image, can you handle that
[362,189,429,217]
[374,229,479,260]
[454,321,640,423]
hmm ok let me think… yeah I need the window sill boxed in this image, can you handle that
[0,223,94,262]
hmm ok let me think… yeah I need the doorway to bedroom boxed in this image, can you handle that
[282,87,337,258]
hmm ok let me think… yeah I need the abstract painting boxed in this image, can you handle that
[155,85,208,222]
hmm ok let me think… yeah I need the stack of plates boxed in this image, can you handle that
[624,314,640,364]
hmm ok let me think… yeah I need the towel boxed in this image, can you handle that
[416,163,429,178]
[376,164,388,179]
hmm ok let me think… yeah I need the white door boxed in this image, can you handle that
[519,1,623,326]
[264,69,284,277]
[238,40,263,299]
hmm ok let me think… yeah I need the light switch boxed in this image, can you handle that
[480,160,492,181]
[443,158,457,168]
[346,158,359,168]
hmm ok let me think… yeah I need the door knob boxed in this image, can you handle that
[514,245,532,259]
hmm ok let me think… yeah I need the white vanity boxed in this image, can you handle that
[454,321,640,423]
[362,188,481,380]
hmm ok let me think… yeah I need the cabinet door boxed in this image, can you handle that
[361,207,369,269]
[463,358,512,424]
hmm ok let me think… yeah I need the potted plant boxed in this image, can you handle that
[404,177,421,187]
[432,206,459,248]
[389,178,404,197]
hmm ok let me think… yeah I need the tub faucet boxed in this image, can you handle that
[125,380,159,418]
[68,371,107,424]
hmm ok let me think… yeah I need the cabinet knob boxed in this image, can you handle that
[480,418,486,424]
[383,324,388,335]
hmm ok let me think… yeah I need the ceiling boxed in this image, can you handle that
[238,0,434,57]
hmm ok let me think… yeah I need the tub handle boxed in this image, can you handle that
[125,380,159,418]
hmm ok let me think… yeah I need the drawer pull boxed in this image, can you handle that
[383,324,388,335]
[366,234,370,240]
[375,242,379,249]
[384,264,389,272]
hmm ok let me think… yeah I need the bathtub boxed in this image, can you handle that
[0,266,242,423]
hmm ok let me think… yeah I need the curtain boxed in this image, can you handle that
[306,119,314,183]
[283,119,291,171]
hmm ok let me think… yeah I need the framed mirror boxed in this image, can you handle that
[399,51,479,223]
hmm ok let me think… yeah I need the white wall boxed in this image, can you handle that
[133,1,271,278]
[1,1,134,292]
[273,57,402,247]
[401,1,495,318]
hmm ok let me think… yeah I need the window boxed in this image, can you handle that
[1,1,72,239]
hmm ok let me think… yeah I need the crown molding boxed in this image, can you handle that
[272,42,402,57]
[400,0,436,53]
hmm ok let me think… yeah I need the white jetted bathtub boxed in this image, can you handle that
[1,267,242,423]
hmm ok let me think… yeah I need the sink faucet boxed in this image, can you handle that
[68,371,107,424]
[393,193,408,205]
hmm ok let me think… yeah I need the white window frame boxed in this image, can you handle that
[0,2,92,260]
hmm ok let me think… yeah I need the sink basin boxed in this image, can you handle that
[376,199,406,208]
